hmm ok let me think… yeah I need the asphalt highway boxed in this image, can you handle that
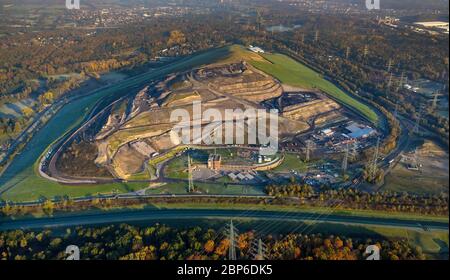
[0,208,447,231]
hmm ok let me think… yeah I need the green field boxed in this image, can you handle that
[369,226,448,258]
[248,52,378,124]
[153,202,448,223]
[2,164,148,202]
[144,182,264,195]
[273,153,308,173]
[164,156,188,179]
[217,45,378,123]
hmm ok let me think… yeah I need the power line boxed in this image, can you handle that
[413,104,424,135]
[431,90,442,111]
[187,152,193,193]
[256,9,263,32]
[342,144,349,174]
[370,137,380,181]
[387,58,393,73]
[305,140,313,162]
[224,220,239,260]
[250,238,267,260]
[393,100,399,119]
[413,148,419,169]
[396,71,405,92]
[363,44,369,59]
[351,141,358,158]
[386,71,393,97]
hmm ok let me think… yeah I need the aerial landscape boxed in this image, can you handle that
[0,0,448,263]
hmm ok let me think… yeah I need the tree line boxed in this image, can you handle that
[265,184,448,216]
[0,223,426,260]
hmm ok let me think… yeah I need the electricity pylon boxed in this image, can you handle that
[387,59,393,73]
[300,33,305,45]
[314,30,319,42]
[345,46,350,59]
[396,71,405,92]
[414,148,421,171]
[250,238,268,260]
[256,9,263,32]
[431,91,442,111]
[225,220,239,260]
[385,72,394,100]
[370,137,380,181]
[342,144,349,173]
[413,104,423,135]
[363,45,369,59]
[393,100,399,118]
[351,141,358,158]
[187,153,193,192]
[305,140,313,162]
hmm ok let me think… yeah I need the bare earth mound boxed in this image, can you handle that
[56,57,348,179]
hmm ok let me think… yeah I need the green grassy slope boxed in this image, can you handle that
[215,45,378,123]
[249,52,378,124]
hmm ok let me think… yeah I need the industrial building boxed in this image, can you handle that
[207,154,222,170]
[248,45,265,53]
[345,123,376,139]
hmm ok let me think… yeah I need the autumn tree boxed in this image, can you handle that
[204,240,215,254]
[167,30,186,46]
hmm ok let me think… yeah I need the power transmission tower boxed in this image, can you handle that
[431,90,442,111]
[342,144,349,174]
[242,185,248,194]
[250,238,268,260]
[396,71,405,92]
[345,46,351,59]
[305,140,313,162]
[414,148,421,171]
[370,137,380,181]
[351,141,358,159]
[386,72,393,98]
[225,220,239,260]
[188,153,194,192]
[387,59,393,73]
[363,45,369,59]
[413,104,423,135]
[256,9,263,31]
[393,100,399,118]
